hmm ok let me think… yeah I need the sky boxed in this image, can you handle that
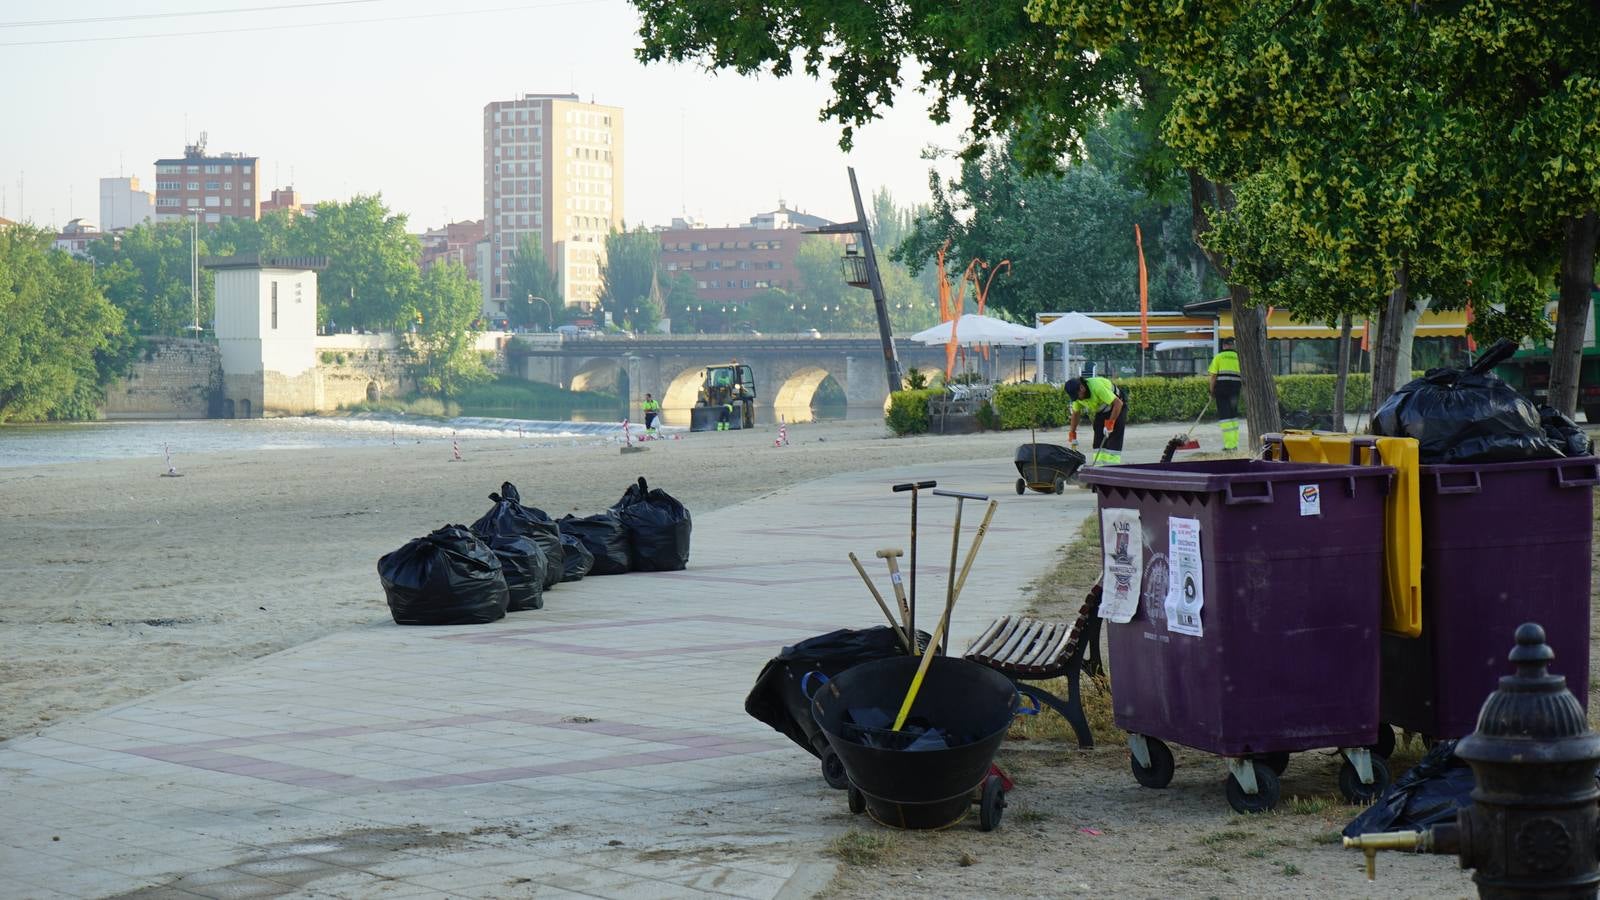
[0,0,972,232]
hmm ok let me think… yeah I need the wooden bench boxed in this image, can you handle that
[963,583,1104,749]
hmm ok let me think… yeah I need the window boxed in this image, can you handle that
[157,164,180,174]
[186,165,200,174]
[157,197,180,207]
[224,198,233,207]
[224,165,233,174]
[156,181,179,191]
[205,196,220,207]
[224,182,232,190]
[187,182,199,191]
[205,181,220,190]
[243,166,252,174]
[271,292,278,330]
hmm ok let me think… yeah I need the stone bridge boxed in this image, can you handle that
[515,333,970,413]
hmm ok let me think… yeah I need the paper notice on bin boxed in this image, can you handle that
[1099,507,1142,623]
[1165,517,1204,637]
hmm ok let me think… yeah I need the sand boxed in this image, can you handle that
[0,418,1087,743]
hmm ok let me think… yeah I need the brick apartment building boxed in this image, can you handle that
[481,93,623,315]
[259,187,311,216]
[655,204,836,305]
[154,135,260,223]
[419,219,485,274]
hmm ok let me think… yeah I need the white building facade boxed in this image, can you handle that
[99,177,155,231]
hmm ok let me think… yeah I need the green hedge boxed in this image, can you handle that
[886,388,940,435]
[894,375,1380,435]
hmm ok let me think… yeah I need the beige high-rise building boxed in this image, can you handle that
[482,92,624,314]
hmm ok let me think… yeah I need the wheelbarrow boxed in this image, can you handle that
[806,655,1036,831]
[1014,439,1086,496]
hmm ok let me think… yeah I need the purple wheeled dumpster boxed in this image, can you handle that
[1078,459,1395,813]
[1380,456,1598,742]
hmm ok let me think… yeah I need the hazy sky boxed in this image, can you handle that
[0,0,971,231]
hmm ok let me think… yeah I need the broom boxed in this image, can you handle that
[1161,400,1211,463]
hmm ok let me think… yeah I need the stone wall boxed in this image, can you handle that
[101,338,221,419]
[316,348,413,410]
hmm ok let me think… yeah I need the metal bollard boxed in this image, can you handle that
[1345,623,1600,898]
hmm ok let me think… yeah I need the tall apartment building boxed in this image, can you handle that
[482,93,623,314]
[154,134,261,223]
[99,177,154,230]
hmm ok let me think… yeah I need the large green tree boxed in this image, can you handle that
[598,226,664,331]
[0,226,129,422]
[504,235,562,330]
[408,261,489,397]
[286,195,420,331]
[86,222,211,336]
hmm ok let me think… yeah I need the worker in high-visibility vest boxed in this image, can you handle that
[641,393,661,435]
[1208,337,1243,451]
[1065,376,1128,466]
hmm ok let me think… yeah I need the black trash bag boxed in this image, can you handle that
[471,481,562,591]
[612,477,692,571]
[559,512,631,576]
[1342,741,1472,837]
[1540,404,1594,457]
[1373,339,1561,464]
[558,532,593,582]
[744,626,927,759]
[377,524,509,626]
[478,531,545,611]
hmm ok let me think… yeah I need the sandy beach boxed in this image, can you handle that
[0,418,1118,743]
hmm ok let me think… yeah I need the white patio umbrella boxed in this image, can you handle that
[910,313,1039,346]
[1032,313,1129,382]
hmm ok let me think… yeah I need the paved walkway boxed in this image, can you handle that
[0,458,1097,900]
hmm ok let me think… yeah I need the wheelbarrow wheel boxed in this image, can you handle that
[821,747,849,790]
[978,777,1006,832]
[1015,478,1026,495]
[1253,751,1290,777]
[1053,476,1066,495]
[847,784,866,815]
[1224,761,1280,814]
[1337,756,1391,805]
[1130,736,1175,789]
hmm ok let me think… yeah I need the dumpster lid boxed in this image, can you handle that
[1077,458,1395,493]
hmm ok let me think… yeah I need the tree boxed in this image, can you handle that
[505,235,561,330]
[0,226,129,422]
[286,195,420,331]
[408,261,488,397]
[85,222,212,336]
[598,226,664,331]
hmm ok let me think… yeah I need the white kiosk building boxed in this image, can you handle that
[204,254,328,417]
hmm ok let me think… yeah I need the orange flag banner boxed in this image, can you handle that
[1361,317,1371,352]
[1465,300,1478,352]
[1134,225,1149,349]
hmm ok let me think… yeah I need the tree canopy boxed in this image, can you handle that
[0,226,130,423]
[598,226,665,331]
[409,261,491,397]
[504,235,561,330]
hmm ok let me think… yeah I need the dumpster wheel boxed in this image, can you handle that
[1130,736,1175,789]
[1369,723,1396,760]
[1337,756,1391,805]
[1224,761,1280,814]
[1252,751,1290,777]
[821,748,850,790]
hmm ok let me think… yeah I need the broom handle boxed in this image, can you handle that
[848,553,912,653]
[891,500,999,731]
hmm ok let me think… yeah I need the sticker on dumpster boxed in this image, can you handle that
[1299,484,1321,516]
[1100,507,1142,623]
[1165,517,1204,637]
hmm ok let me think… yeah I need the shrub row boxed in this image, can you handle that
[888,374,1378,435]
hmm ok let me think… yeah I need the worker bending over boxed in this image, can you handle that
[1208,337,1242,451]
[1065,376,1128,466]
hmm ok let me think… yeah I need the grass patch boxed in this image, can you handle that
[455,376,620,418]
[1283,794,1340,816]
[338,396,458,417]
[1011,808,1054,824]
[827,829,896,867]
[1245,847,1268,859]
[1199,829,1253,847]
[1281,863,1303,877]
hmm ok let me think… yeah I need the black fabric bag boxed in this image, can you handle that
[472,482,562,590]
[1540,404,1594,457]
[1373,339,1560,464]
[1342,741,1471,837]
[479,531,545,611]
[558,532,594,582]
[612,477,692,571]
[559,512,631,576]
[377,524,509,625]
[744,627,927,759]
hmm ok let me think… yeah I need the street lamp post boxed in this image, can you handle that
[188,208,203,335]
[527,294,552,331]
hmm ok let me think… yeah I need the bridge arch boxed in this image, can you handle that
[661,365,706,413]
[569,357,626,395]
[772,366,839,413]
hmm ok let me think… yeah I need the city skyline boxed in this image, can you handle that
[0,0,970,234]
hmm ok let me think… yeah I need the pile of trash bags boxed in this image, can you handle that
[376,478,693,625]
[1373,338,1592,463]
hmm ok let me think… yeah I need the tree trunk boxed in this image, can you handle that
[1548,211,1599,417]
[1395,296,1429,384]
[1333,314,1353,426]
[1188,172,1282,447]
[1370,265,1408,413]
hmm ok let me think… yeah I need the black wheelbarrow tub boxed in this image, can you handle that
[1015,443,1085,490]
[811,655,1018,829]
